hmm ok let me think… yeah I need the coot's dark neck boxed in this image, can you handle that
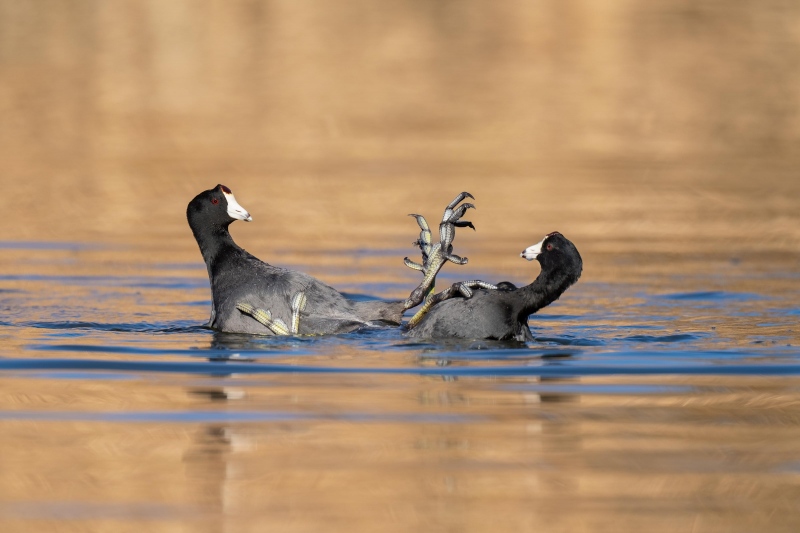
[516,265,579,319]
[190,221,241,274]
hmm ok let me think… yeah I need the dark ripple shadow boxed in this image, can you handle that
[25,343,312,359]
[531,335,604,346]
[4,355,800,378]
[529,314,584,321]
[417,348,577,362]
[394,337,528,352]
[656,291,764,301]
[622,333,705,343]
[23,321,207,334]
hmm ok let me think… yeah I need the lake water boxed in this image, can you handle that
[1,165,799,532]
[3,1,800,530]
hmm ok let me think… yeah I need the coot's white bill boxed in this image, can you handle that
[224,191,252,222]
[520,238,544,260]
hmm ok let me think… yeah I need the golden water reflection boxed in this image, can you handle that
[2,1,800,531]
[2,373,800,532]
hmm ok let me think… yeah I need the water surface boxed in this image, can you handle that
[3,1,800,530]
[1,230,799,533]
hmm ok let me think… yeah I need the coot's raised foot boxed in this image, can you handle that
[402,192,483,322]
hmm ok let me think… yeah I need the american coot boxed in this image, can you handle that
[405,232,583,341]
[187,185,479,335]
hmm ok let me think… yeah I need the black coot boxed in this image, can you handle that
[406,232,582,341]
[187,184,407,335]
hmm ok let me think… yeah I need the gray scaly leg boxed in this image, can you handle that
[402,192,484,323]
[406,280,498,328]
[237,291,307,335]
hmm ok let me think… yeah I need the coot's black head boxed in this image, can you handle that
[186,184,252,230]
[520,232,583,281]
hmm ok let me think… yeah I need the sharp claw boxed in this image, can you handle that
[408,214,430,232]
[454,221,475,230]
[442,203,475,224]
[447,254,468,265]
[445,192,475,210]
[404,257,424,271]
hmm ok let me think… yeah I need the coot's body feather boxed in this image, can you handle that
[188,185,404,335]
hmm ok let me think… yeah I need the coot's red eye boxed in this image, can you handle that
[211,197,219,205]
[546,243,553,251]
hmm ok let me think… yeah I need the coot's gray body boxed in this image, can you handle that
[207,252,404,335]
[188,184,404,335]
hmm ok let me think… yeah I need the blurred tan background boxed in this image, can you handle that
[2,0,799,270]
[2,5,800,531]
